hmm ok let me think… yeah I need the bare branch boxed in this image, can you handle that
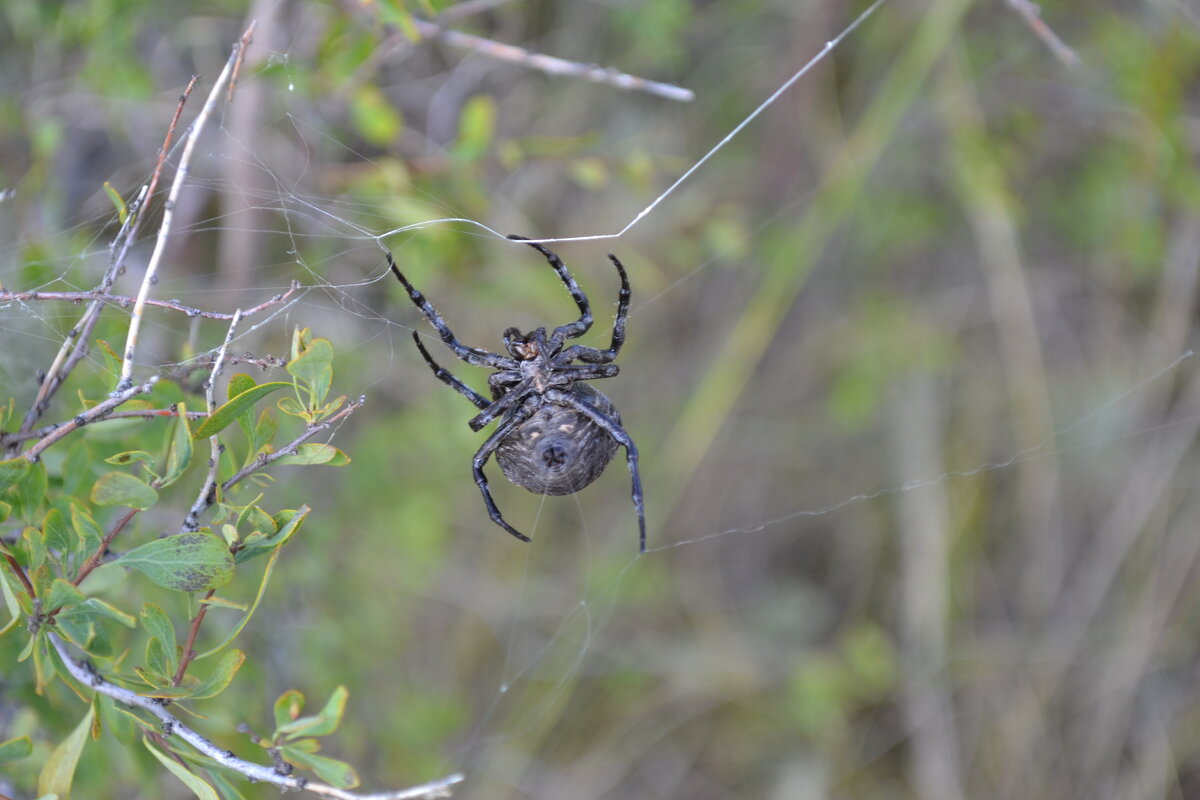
[117,23,257,392]
[22,376,160,463]
[1,408,208,447]
[1005,0,1080,68]
[411,19,695,102]
[47,634,464,799]
[0,282,300,321]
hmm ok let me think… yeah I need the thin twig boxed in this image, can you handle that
[182,310,243,532]
[411,18,694,102]
[48,634,464,799]
[219,397,365,496]
[0,282,299,321]
[1005,0,1080,67]
[117,23,257,392]
[173,589,216,686]
[23,377,160,463]
[3,554,36,599]
[2,408,209,447]
[72,507,139,588]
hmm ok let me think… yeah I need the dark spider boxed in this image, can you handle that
[388,234,646,552]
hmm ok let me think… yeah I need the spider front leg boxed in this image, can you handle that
[507,235,593,345]
[472,398,542,542]
[411,331,489,410]
[558,253,631,364]
[387,249,513,370]
[546,387,646,553]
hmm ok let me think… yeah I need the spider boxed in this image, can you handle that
[388,234,647,552]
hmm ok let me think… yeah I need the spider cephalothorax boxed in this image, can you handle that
[388,234,646,552]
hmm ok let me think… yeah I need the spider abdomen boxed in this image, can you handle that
[495,384,620,496]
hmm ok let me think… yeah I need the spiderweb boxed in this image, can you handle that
[4,1,1200,798]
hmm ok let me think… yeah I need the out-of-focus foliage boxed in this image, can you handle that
[4,0,1200,798]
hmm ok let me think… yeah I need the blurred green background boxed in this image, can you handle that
[4,0,1200,797]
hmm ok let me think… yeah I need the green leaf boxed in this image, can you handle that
[0,457,30,492]
[70,503,103,558]
[91,472,158,510]
[160,405,194,488]
[144,738,220,800]
[46,578,85,613]
[0,500,10,523]
[279,744,359,789]
[350,84,403,147]
[43,508,73,552]
[117,533,234,592]
[278,685,347,739]
[81,598,136,628]
[38,705,94,798]
[22,525,46,571]
[104,450,155,467]
[453,94,496,162]
[0,570,21,635]
[274,688,305,731]
[235,506,309,563]
[286,336,334,408]
[193,383,292,439]
[273,444,348,466]
[0,734,32,763]
[13,460,46,522]
[276,395,307,419]
[189,648,245,699]
[140,603,177,661]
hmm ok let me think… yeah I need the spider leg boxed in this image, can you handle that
[469,379,534,432]
[548,364,620,385]
[411,332,489,410]
[557,253,631,364]
[547,388,646,553]
[473,398,542,543]
[387,249,514,370]
[507,235,593,344]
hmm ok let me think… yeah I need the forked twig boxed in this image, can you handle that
[117,22,257,392]
[22,377,160,463]
[48,634,464,799]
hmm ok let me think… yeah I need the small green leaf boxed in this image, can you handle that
[70,503,102,558]
[0,500,10,522]
[274,688,305,731]
[278,685,348,739]
[0,734,32,763]
[81,597,135,628]
[273,444,346,466]
[235,506,309,563]
[0,571,21,635]
[43,508,73,552]
[103,181,128,224]
[0,457,30,492]
[276,395,307,419]
[104,450,155,466]
[159,405,194,488]
[279,744,359,789]
[350,84,403,147]
[144,738,221,800]
[117,533,234,593]
[140,603,177,655]
[193,383,292,439]
[46,578,85,613]
[287,337,334,408]
[22,525,46,571]
[453,94,496,162]
[38,705,94,798]
[91,472,158,510]
[189,648,245,699]
[13,460,46,522]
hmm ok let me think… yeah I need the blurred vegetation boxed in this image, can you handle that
[4,0,1200,798]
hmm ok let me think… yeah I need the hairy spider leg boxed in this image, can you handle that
[387,250,514,370]
[507,235,593,345]
[410,331,489,410]
[468,377,535,433]
[472,398,543,542]
[557,253,631,364]
[546,387,647,553]
[547,363,620,383]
